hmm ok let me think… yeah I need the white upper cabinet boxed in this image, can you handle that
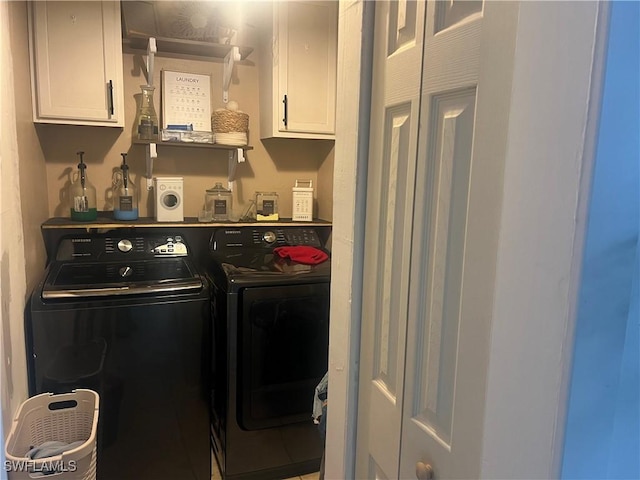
[259,1,337,139]
[29,1,125,127]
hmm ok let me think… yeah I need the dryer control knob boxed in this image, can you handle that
[262,231,277,244]
[117,239,133,252]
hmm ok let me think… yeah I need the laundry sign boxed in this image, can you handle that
[161,70,212,132]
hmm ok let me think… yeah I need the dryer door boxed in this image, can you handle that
[238,283,330,430]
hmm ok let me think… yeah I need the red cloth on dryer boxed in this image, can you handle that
[273,246,328,265]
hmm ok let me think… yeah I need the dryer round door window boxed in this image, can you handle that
[161,191,181,210]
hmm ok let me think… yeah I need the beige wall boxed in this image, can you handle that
[12,1,49,292]
[1,0,48,431]
[317,144,335,221]
[38,20,334,220]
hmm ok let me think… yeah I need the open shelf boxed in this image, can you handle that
[133,139,253,151]
[126,34,253,188]
[124,33,253,61]
[135,139,252,188]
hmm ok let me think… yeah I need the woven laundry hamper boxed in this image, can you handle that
[212,109,249,146]
[4,390,99,480]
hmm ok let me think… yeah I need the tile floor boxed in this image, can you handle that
[211,452,320,480]
[286,474,320,480]
[212,466,319,480]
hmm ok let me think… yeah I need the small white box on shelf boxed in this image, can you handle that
[161,129,214,144]
[154,177,184,222]
[292,180,313,222]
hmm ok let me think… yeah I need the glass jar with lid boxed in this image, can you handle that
[206,182,233,221]
[255,191,279,221]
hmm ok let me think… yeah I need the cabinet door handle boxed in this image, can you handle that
[282,94,288,127]
[108,80,114,116]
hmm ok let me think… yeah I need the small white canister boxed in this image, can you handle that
[292,180,313,222]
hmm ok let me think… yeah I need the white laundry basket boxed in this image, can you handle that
[4,390,99,480]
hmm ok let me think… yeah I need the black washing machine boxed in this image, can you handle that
[207,226,331,480]
[27,231,211,480]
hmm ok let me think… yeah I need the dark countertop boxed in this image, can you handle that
[40,215,333,265]
[42,215,332,230]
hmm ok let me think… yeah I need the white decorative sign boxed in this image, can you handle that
[161,70,212,132]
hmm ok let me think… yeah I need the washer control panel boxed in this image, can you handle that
[55,233,190,261]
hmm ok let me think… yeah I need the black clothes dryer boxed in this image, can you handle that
[207,226,331,480]
[27,232,211,480]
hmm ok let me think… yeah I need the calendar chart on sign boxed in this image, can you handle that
[161,71,212,132]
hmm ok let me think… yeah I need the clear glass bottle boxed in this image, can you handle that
[206,182,233,221]
[69,151,97,221]
[135,85,159,141]
[113,153,138,220]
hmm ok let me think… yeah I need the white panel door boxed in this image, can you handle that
[399,2,522,477]
[357,1,521,478]
[355,1,426,478]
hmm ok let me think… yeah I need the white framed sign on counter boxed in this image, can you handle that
[161,70,212,131]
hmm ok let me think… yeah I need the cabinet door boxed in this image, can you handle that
[29,1,124,126]
[277,1,337,137]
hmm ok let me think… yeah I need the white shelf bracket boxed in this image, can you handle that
[223,46,241,104]
[146,37,157,86]
[227,148,245,189]
[145,143,157,190]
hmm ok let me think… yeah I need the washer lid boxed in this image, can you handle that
[42,258,203,299]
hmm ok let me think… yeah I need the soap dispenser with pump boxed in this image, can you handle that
[69,151,97,221]
[113,153,139,220]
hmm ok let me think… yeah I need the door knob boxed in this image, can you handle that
[416,461,434,480]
